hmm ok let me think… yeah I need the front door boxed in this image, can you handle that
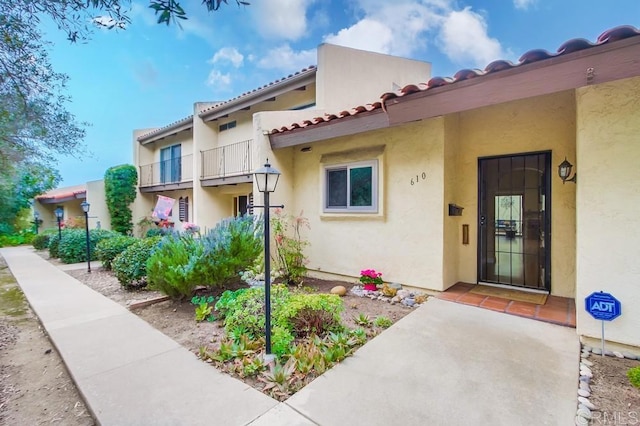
[478,152,551,291]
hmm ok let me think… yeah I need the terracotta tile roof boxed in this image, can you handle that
[198,66,317,117]
[35,184,87,203]
[137,65,317,141]
[269,25,640,135]
[137,115,194,142]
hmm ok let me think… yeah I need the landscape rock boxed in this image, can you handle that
[578,397,596,410]
[330,286,347,296]
[576,407,592,420]
[578,389,590,397]
[613,351,624,358]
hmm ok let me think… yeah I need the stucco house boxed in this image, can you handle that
[260,25,640,349]
[131,44,432,233]
[34,180,110,231]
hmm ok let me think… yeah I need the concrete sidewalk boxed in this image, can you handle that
[2,246,580,425]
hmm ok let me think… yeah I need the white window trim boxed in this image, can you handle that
[323,160,378,213]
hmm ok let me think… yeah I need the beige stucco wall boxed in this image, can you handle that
[316,44,431,111]
[443,115,461,287]
[282,120,446,289]
[86,180,111,230]
[450,91,577,297]
[575,76,640,347]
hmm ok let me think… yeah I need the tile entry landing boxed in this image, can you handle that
[436,283,576,328]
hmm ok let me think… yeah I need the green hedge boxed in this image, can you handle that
[112,237,161,287]
[95,235,138,270]
[58,229,119,264]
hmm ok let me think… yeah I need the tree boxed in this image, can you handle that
[0,163,60,234]
[0,0,246,233]
[104,165,138,235]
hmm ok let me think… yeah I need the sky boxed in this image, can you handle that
[43,0,640,186]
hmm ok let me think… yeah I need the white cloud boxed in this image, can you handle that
[256,44,316,72]
[251,0,314,40]
[323,1,444,57]
[206,70,232,90]
[438,7,504,66]
[514,0,536,10]
[324,19,394,54]
[322,1,505,68]
[210,47,244,68]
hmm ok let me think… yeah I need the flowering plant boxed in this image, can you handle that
[359,269,383,287]
[183,222,200,235]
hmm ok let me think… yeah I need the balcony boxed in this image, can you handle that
[201,140,253,187]
[139,154,193,193]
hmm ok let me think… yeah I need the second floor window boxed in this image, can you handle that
[160,144,181,183]
[219,121,236,132]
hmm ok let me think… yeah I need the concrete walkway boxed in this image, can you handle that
[2,246,579,425]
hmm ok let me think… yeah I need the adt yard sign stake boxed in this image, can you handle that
[585,292,622,356]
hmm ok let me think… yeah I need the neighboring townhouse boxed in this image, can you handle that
[34,180,110,231]
[131,43,432,233]
[262,26,640,348]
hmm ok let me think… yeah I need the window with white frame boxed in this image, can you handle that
[324,160,378,212]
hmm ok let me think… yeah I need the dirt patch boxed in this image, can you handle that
[0,256,94,426]
[587,353,640,423]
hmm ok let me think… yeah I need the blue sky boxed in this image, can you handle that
[44,0,640,186]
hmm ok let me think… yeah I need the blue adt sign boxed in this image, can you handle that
[585,292,621,321]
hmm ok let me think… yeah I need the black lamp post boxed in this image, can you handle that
[33,211,40,234]
[81,201,91,273]
[253,160,281,360]
[54,207,64,242]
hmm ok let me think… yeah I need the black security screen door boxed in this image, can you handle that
[478,152,551,291]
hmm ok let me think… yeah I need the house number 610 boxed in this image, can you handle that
[411,172,427,185]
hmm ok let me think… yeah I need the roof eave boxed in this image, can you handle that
[385,36,640,126]
[199,70,317,122]
[137,119,193,145]
[269,109,389,149]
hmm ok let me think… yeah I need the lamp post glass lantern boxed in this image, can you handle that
[81,201,91,273]
[33,211,40,234]
[253,161,281,359]
[54,207,64,241]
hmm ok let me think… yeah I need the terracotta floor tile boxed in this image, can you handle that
[506,301,538,317]
[437,292,463,302]
[479,297,510,312]
[457,292,487,306]
[444,283,474,295]
[536,307,569,324]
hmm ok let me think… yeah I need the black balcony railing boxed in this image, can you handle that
[201,139,252,179]
[139,154,193,187]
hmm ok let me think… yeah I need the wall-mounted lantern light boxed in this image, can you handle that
[558,157,577,184]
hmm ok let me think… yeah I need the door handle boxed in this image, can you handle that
[480,215,486,226]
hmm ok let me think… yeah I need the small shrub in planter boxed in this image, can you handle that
[48,233,62,258]
[58,229,119,264]
[146,234,204,298]
[274,294,343,338]
[112,236,161,287]
[220,285,292,339]
[32,229,57,250]
[629,366,640,388]
[95,235,138,270]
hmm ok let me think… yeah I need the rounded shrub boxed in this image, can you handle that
[146,234,203,298]
[58,229,119,264]
[112,236,161,287]
[48,233,61,258]
[32,233,52,250]
[95,235,138,270]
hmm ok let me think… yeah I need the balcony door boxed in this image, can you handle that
[478,152,551,291]
[160,144,181,184]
